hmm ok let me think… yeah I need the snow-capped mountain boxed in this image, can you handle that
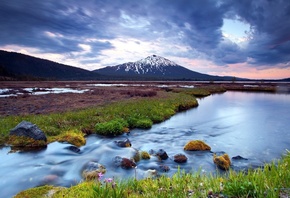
[94,55,223,80]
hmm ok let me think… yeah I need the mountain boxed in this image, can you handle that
[94,55,233,80]
[0,50,101,80]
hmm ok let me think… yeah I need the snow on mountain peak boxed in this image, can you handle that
[137,55,178,67]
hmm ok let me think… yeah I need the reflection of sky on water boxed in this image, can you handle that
[0,88,89,97]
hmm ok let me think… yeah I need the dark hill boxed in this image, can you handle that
[0,50,100,80]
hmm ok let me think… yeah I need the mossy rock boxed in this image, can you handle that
[141,151,150,160]
[56,130,86,147]
[8,135,47,148]
[184,140,211,151]
[82,162,106,181]
[213,153,231,170]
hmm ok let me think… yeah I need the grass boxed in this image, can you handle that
[15,151,290,197]
[0,91,198,145]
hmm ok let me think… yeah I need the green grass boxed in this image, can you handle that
[15,151,290,197]
[0,91,198,145]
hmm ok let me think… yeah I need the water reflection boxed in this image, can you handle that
[0,91,289,197]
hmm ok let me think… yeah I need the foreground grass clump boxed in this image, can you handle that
[0,91,198,144]
[16,151,290,197]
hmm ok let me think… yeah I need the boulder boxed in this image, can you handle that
[8,121,47,147]
[184,140,211,151]
[114,138,131,147]
[114,156,136,169]
[174,154,188,163]
[10,121,47,141]
[213,153,231,170]
[82,161,106,180]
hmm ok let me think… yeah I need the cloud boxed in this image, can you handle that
[223,0,290,67]
[0,0,290,77]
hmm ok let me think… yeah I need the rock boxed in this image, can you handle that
[114,138,131,147]
[140,151,150,160]
[159,164,170,172]
[82,161,106,180]
[114,156,136,169]
[144,169,157,178]
[213,153,231,170]
[184,140,211,151]
[65,145,81,153]
[149,149,168,160]
[41,175,59,184]
[232,155,248,160]
[174,154,188,163]
[57,130,86,147]
[10,121,47,141]
[8,121,47,147]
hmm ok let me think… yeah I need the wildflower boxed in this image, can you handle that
[105,178,113,183]
[98,172,104,181]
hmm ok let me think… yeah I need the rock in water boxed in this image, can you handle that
[82,162,106,180]
[10,121,47,142]
[114,138,131,147]
[174,154,188,163]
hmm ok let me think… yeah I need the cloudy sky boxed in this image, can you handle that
[1,0,290,79]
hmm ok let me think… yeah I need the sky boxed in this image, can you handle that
[1,0,290,79]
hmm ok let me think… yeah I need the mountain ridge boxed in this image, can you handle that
[94,55,232,80]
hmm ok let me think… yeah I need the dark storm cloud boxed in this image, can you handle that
[0,0,289,67]
[223,0,290,66]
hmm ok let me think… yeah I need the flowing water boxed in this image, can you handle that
[1,91,290,197]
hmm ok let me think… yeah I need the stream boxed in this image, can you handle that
[1,91,290,197]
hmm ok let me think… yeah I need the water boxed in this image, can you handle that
[1,91,290,197]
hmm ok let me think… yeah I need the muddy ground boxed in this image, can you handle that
[1,81,289,116]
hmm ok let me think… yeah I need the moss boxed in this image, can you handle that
[14,185,57,198]
[8,135,47,147]
[51,130,86,147]
[141,151,151,160]
[135,118,153,129]
[213,153,231,170]
[95,119,128,136]
[184,140,211,151]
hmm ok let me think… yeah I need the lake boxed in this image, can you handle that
[0,91,289,197]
